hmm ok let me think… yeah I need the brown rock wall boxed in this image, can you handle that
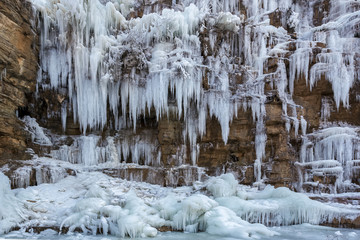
[0,0,38,161]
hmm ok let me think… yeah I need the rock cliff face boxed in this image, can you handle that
[0,0,360,197]
[0,0,38,162]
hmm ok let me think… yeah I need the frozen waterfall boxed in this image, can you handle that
[1,0,360,238]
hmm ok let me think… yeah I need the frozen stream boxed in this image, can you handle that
[1,224,360,240]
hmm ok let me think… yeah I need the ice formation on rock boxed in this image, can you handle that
[24,0,360,196]
[22,116,52,146]
[297,126,360,193]
[30,0,265,170]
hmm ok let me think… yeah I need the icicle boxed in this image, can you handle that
[61,102,67,132]
[300,116,307,136]
[321,98,332,124]
[289,42,311,95]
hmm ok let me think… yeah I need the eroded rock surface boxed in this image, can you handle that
[0,0,38,162]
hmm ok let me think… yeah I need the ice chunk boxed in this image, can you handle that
[206,173,238,197]
[349,232,358,237]
[335,230,342,236]
[172,194,218,232]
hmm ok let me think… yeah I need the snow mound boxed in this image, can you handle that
[205,206,278,239]
[0,172,358,238]
[217,185,343,226]
[0,173,25,234]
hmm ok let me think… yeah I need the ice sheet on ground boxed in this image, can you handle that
[0,172,358,238]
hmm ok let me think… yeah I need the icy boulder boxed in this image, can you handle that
[101,206,158,238]
[60,185,161,238]
[172,194,218,232]
[205,206,278,239]
[169,188,279,239]
[206,173,238,197]
[153,194,182,221]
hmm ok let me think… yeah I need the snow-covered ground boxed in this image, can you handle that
[1,171,359,239]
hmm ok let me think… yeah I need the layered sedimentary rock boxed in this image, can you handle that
[0,0,38,162]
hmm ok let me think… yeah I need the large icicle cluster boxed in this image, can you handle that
[242,0,360,186]
[51,134,161,167]
[31,0,241,134]
[29,0,360,189]
[289,0,359,109]
[31,0,251,165]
